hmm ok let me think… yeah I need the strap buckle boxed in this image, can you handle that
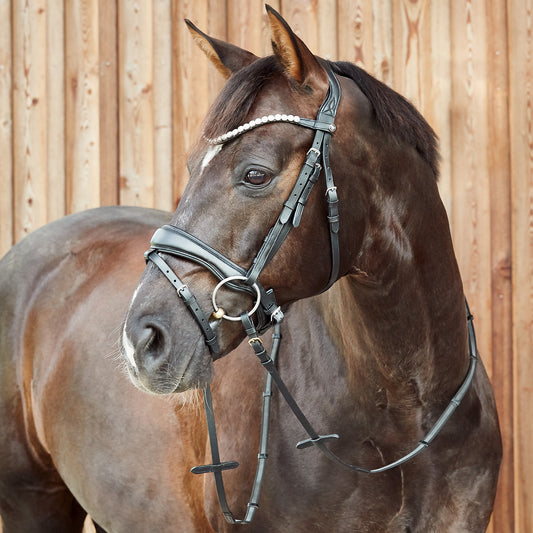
[176,284,188,297]
[248,337,263,346]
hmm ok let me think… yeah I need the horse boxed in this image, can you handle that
[121,6,501,531]
[0,6,501,532]
[0,206,225,532]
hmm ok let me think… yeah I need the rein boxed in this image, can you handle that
[143,68,478,524]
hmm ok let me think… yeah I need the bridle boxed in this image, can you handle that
[143,67,478,525]
[146,67,342,343]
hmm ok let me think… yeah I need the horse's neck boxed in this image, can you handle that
[320,185,468,407]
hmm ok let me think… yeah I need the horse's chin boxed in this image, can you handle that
[125,337,214,395]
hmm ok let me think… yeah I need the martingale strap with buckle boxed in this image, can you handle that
[192,303,478,525]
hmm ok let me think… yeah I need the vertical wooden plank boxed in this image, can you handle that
[12,0,48,241]
[0,0,13,257]
[227,0,263,54]
[372,0,393,85]
[509,0,533,530]
[99,0,119,206]
[450,0,492,363]
[172,0,208,200]
[392,0,430,108]
[428,1,452,216]
[317,0,338,60]
[47,0,65,222]
[153,0,174,211]
[484,3,513,532]
[119,0,154,207]
[281,0,318,52]
[391,2,453,215]
[337,0,374,72]
[207,0,227,103]
[65,0,100,214]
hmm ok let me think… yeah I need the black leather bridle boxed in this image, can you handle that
[143,68,478,525]
[146,67,342,345]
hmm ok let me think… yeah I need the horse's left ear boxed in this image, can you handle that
[185,19,258,79]
[266,5,328,89]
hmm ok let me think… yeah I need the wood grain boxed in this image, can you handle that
[509,1,533,531]
[172,0,208,200]
[372,0,393,86]
[1,1,531,529]
[12,0,48,241]
[282,0,319,53]
[0,0,13,258]
[451,0,492,362]
[119,0,154,207]
[337,0,374,71]
[153,0,174,211]
[428,0,452,215]
[317,0,338,60]
[66,0,100,214]
[486,2,513,531]
[46,0,65,221]
[98,0,119,206]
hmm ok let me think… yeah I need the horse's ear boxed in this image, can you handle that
[185,19,258,79]
[266,5,327,88]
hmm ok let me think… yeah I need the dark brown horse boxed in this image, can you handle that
[0,6,501,532]
[122,6,501,531]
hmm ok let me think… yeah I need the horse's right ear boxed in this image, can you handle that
[185,20,258,79]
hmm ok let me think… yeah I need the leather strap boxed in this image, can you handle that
[191,322,282,524]
[147,251,220,355]
[243,303,478,475]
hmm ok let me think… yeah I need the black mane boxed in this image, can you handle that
[329,61,440,178]
[203,56,440,178]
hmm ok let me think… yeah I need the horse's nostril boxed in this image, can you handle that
[135,321,170,371]
[139,325,157,353]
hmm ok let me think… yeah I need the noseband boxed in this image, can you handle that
[142,68,478,525]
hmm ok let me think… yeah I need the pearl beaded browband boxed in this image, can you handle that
[203,113,337,145]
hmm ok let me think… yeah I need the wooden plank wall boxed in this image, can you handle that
[0,1,530,531]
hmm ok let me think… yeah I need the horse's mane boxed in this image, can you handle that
[203,56,440,179]
[328,61,440,178]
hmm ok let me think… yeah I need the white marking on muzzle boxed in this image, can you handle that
[122,282,145,371]
[122,328,138,371]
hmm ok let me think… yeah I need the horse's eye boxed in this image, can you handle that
[244,169,271,187]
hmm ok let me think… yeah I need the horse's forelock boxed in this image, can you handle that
[202,56,283,140]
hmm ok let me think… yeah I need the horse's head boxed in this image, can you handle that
[121,6,439,394]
